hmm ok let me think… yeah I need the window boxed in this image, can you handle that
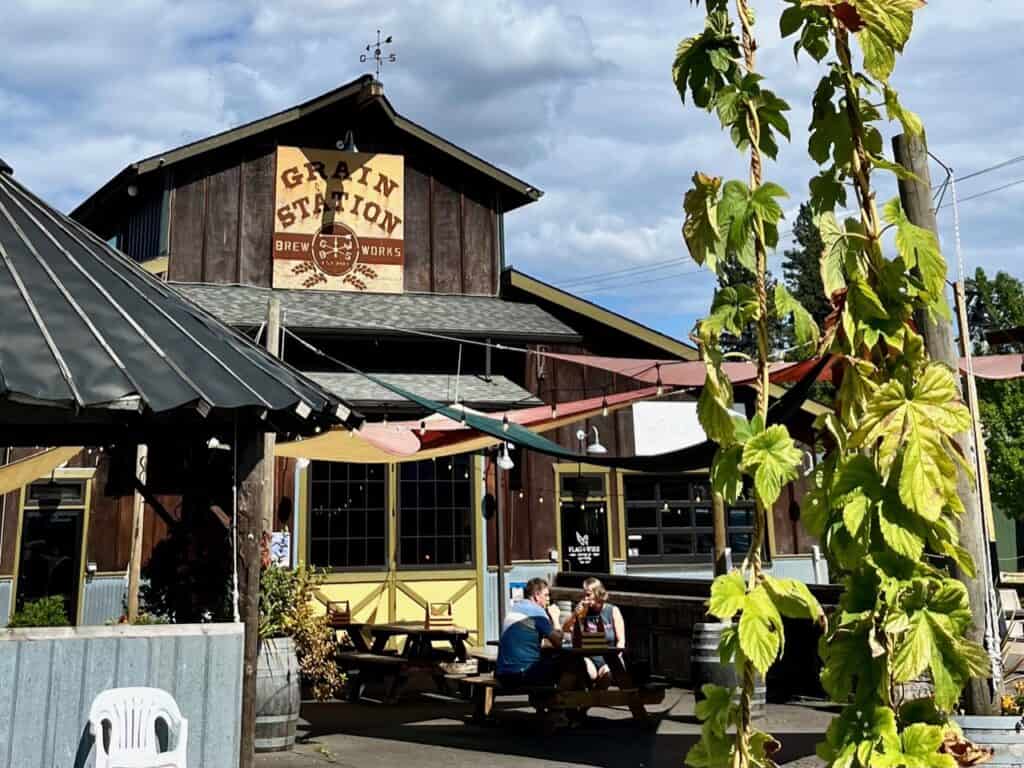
[624,475,757,564]
[398,455,474,568]
[308,462,387,569]
[558,471,611,573]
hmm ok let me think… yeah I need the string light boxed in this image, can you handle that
[382,413,388,427]
[655,363,664,396]
[601,396,609,418]
[551,402,558,420]
[502,413,510,432]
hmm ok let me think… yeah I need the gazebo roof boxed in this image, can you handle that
[0,162,357,444]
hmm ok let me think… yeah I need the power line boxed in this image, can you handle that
[954,154,1024,185]
[937,177,1024,209]
[556,256,690,287]
[577,266,711,295]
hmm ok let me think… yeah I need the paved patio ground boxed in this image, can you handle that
[255,685,833,768]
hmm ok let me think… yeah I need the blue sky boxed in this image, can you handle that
[2,0,1022,342]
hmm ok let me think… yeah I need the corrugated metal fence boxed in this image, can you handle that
[0,623,243,768]
[0,580,10,627]
[81,573,127,626]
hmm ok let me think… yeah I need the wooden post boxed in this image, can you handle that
[953,282,998,540]
[236,427,265,768]
[262,297,281,534]
[712,492,728,576]
[894,132,1001,714]
[495,456,507,630]
[126,443,148,622]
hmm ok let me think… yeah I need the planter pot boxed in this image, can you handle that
[955,715,1023,766]
[255,636,301,753]
[691,622,765,719]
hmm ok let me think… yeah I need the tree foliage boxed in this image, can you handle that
[675,2,989,767]
[967,267,1024,519]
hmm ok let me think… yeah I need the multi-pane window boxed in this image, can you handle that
[309,462,387,569]
[399,455,474,568]
[624,475,756,564]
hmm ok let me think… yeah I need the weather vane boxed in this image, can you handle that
[361,30,396,82]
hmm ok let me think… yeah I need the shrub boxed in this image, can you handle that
[8,596,70,628]
[259,564,345,700]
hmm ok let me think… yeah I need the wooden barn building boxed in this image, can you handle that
[0,76,827,649]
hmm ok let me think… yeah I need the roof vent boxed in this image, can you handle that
[0,158,11,175]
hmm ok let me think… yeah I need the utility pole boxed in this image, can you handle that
[893,132,1001,715]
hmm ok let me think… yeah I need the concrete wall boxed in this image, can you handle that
[81,573,127,626]
[0,622,243,768]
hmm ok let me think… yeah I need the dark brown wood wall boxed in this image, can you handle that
[165,149,498,295]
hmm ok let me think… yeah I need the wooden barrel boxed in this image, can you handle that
[255,636,301,753]
[955,716,1023,765]
[691,622,765,719]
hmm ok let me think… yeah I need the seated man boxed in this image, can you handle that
[496,577,564,687]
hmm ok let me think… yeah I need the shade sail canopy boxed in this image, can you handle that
[0,447,81,496]
[277,355,828,468]
[0,164,355,443]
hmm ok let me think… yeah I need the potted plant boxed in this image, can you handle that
[256,561,344,753]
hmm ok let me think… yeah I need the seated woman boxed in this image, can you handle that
[561,577,625,688]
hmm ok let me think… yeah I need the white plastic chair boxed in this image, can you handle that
[88,687,188,768]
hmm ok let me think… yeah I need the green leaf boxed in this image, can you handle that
[820,625,875,702]
[874,722,956,768]
[686,731,733,768]
[842,494,871,539]
[711,444,745,504]
[848,276,889,320]
[879,497,925,560]
[763,575,824,623]
[870,153,921,182]
[739,585,784,675]
[893,609,933,682]
[816,211,848,298]
[859,28,895,80]
[750,182,788,226]
[854,0,924,52]
[774,283,821,347]
[708,570,747,620]
[695,683,734,734]
[697,350,737,445]
[683,172,723,270]
[718,624,740,665]
[884,86,924,136]
[833,454,884,500]
[672,13,741,110]
[809,167,849,213]
[740,425,804,506]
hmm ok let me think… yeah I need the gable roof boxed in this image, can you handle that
[171,282,581,341]
[502,268,830,417]
[72,75,542,223]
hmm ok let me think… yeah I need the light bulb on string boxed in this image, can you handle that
[502,413,510,432]
[601,396,609,418]
[655,363,664,396]
[382,412,388,427]
[550,402,558,420]
[419,420,426,436]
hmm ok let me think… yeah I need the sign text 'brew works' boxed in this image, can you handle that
[273,147,404,292]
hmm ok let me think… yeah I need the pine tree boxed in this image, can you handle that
[780,203,832,348]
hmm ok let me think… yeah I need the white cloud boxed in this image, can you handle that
[1,0,1021,336]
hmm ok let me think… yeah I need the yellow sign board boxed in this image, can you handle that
[273,147,404,292]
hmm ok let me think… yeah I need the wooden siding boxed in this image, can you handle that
[163,144,499,294]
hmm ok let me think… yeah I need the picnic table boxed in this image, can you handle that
[338,622,471,702]
[461,644,665,729]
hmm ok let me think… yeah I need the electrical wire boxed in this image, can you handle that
[557,257,694,289]
[576,265,711,295]
[937,177,1024,209]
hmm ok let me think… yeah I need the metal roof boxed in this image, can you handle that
[72,76,542,223]
[0,165,354,439]
[171,283,581,341]
[307,372,540,409]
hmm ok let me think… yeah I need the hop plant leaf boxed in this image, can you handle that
[739,584,785,674]
[740,424,804,506]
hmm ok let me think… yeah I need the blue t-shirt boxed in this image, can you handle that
[496,600,554,675]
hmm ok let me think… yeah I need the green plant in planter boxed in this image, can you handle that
[675,1,991,766]
[259,564,345,701]
[8,596,70,627]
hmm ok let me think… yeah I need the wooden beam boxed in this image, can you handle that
[236,427,265,768]
[126,444,148,622]
[130,477,178,529]
[262,297,281,532]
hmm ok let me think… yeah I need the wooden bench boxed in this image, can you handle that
[338,652,411,703]
[460,673,668,724]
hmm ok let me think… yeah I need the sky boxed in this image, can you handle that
[2,0,1023,342]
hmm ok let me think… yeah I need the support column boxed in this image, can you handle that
[894,132,1000,714]
[126,443,148,622]
[236,427,266,768]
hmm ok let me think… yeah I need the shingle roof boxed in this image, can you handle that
[171,283,581,341]
[307,373,540,408]
[0,166,352,437]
